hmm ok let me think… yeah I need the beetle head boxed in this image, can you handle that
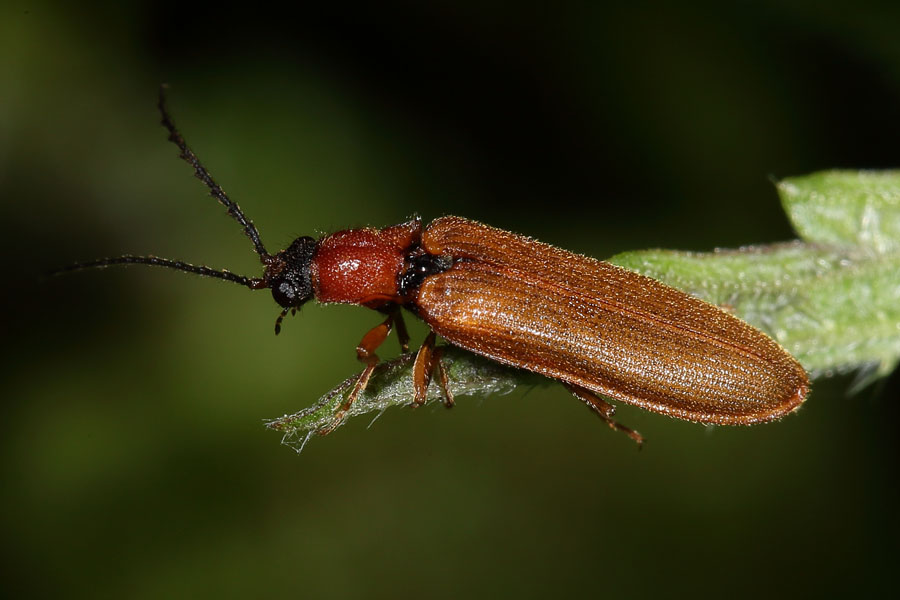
[264,236,318,310]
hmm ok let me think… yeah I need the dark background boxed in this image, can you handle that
[3,1,899,597]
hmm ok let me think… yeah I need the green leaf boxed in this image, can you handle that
[777,170,900,254]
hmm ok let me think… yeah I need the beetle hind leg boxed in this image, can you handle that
[563,383,644,447]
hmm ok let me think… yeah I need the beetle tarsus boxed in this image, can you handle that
[313,377,360,436]
[320,361,378,434]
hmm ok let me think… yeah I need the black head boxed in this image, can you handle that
[265,236,317,309]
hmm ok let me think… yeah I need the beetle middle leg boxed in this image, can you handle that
[563,383,644,446]
[412,332,455,408]
[392,310,410,353]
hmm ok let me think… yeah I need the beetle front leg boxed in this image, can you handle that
[347,313,396,404]
[563,383,644,447]
[318,313,396,435]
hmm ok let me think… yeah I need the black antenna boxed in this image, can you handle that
[50,256,263,288]
[49,86,277,291]
[157,84,271,262]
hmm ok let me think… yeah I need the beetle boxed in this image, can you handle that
[56,89,810,444]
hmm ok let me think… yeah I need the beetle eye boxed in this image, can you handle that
[271,280,297,307]
[269,270,314,308]
[272,279,309,308]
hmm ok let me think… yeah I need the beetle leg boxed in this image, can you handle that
[432,346,455,408]
[320,314,396,434]
[393,309,410,353]
[412,332,436,406]
[347,313,396,401]
[563,383,644,447]
[412,332,455,408]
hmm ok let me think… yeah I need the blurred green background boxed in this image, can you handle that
[3,1,899,597]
